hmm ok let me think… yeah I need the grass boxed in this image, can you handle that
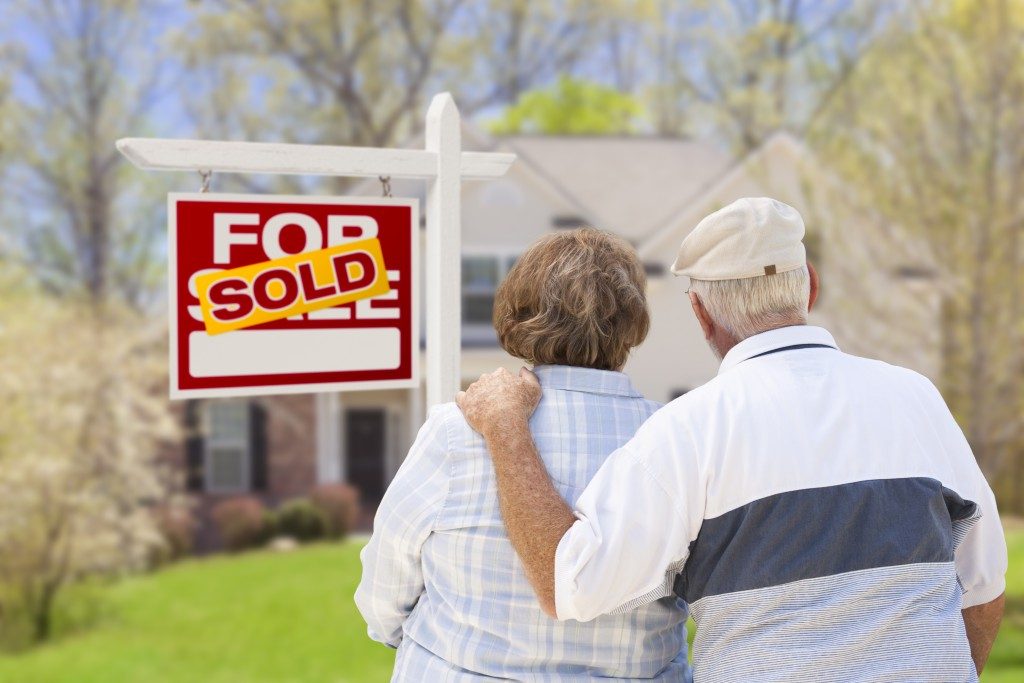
[0,529,1021,682]
[0,543,395,683]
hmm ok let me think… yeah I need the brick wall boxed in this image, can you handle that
[161,394,320,552]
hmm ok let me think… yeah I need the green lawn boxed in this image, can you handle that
[0,543,395,683]
[0,530,1021,682]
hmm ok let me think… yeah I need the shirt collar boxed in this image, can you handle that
[533,365,643,398]
[718,325,839,376]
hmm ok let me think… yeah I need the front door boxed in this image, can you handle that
[345,408,387,508]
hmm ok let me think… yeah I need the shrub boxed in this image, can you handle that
[151,504,196,565]
[310,483,360,540]
[273,498,327,543]
[211,497,270,552]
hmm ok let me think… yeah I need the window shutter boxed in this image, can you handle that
[184,400,204,492]
[249,401,268,491]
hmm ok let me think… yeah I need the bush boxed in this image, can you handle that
[212,497,270,552]
[152,504,196,564]
[273,498,327,543]
[310,483,360,540]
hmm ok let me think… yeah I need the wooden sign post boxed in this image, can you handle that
[117,92,515,408]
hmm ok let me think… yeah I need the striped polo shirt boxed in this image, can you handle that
[554,325,1007,682]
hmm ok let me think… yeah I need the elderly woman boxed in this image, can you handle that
[355,229,690,682]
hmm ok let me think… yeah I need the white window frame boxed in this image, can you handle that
[203,400,251,494]
[461,247,521,345]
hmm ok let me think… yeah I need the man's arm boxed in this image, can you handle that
[458,368,698,622]
[457,368,571,617]
[962,593,1004,675]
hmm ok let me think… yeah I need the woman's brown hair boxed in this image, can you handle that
[493,228,650,371]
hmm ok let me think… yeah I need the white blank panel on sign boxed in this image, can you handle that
[189,329,401,377]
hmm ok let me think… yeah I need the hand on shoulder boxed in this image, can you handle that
[456,367,541,440]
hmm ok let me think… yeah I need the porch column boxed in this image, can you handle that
[406,381,425,455]
[315,392,343,483]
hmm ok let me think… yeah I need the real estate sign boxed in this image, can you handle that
[169,193,419,399]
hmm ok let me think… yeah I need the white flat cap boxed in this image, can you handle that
[671,197,806,280]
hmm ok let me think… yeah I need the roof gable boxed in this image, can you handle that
[498,135,731,242]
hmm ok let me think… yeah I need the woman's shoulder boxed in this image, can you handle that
[425,402,486,449]
[641,398,664,417]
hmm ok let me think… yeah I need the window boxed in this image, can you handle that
[462,254,519,344]
[644,261,666,277]
[894,265,936,280]
[462,256,501,325]
[205,401,251,493]
[552,215,588,229]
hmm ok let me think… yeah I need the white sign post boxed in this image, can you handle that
[117,92,515,408]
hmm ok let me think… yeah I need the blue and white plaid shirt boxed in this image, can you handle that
[356,365,691,682]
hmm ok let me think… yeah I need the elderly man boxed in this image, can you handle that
[457,198,1007,682]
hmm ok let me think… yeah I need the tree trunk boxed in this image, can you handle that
[31,583,58,643]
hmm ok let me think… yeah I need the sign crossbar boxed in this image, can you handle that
[116,138,515,180]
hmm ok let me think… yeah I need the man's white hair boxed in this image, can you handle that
[688,266,810,342]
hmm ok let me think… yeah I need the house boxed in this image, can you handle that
[174,126,942,549]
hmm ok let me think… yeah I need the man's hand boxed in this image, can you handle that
[456,367,542,440]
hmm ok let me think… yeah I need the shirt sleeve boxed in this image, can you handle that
[554,411,704,622]
[353,405,450,647]
[922,379,1008,608]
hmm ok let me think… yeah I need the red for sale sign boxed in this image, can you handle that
[168,193,419,399]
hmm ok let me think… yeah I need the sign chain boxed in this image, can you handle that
[199,169,212,193]
[379,175,392,197]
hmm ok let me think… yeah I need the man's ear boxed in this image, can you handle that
[807,262,820,313]
[689,291,715,340]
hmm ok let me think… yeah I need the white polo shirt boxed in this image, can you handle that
[555,325,1007,683]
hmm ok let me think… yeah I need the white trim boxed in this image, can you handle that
[424,93,461,408]
[117,138,514,180]
[338,392,348,482]
[315,393,342,484]
[168,191,426,207]
[167,193,420,400]
[202,400,252,494]
[406,380,424,453]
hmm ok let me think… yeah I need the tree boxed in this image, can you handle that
[0,2,179,643]
[646,0,886,150]
[0,272,177,645]
[179,0,609,161]
[1,0,176,306]
[812,0,1024,498]
[487,76,643,135]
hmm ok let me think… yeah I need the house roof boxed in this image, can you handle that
[352,123,931,273]
[497,135,731,242]
[637,131,808,258]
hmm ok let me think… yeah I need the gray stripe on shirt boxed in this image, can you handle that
[677,477,977,603]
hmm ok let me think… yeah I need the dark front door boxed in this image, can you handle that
[345,408,387,508]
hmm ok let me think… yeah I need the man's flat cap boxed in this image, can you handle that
[671,197,807,280]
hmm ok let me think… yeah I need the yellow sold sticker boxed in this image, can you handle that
[195,238,390,335]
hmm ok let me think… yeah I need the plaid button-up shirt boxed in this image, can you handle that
[356,365,691,682]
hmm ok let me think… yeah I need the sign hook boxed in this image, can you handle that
[379,175,392,198]
[199,169,212,193]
